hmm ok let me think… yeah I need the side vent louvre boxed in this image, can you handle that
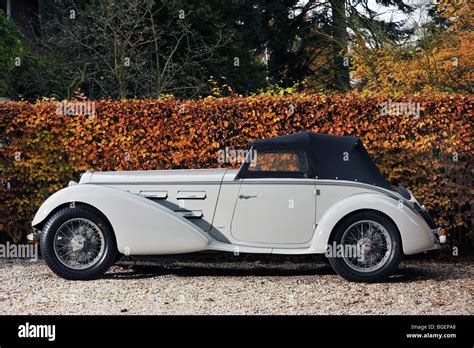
[174,210,203,218]
[140,191,168,199]
[176,191,206,199]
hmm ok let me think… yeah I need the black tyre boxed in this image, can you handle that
[327,210,403,282]
[40,205,117,280]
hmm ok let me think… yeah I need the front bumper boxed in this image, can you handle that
[403,193,446,245]
[424,227,446,252]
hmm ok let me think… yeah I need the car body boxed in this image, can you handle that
[32,132,445,281]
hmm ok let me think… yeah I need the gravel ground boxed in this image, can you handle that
[0,257,472,315]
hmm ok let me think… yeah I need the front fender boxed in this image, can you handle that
[32,184,210,255]
[311,193,436,255]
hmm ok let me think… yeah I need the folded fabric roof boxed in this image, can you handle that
[250,131,392,190]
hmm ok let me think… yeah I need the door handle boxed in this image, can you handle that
[239,194,258,199]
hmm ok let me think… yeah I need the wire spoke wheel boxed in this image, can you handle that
[53,218,105,270]
[340,220,392,273]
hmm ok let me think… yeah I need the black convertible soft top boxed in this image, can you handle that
[250,132,392,190]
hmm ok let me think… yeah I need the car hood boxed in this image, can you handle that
[79,169,229,185]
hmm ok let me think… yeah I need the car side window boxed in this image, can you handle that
[243,149,310,178]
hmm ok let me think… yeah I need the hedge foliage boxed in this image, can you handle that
[0,94,472,251]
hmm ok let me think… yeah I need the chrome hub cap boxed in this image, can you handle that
[53,218,105,270]
[70,235,86,252]
[341,220,392,273]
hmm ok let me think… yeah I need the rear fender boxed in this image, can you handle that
[311,193,435,255]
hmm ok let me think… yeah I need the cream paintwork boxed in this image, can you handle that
[311,191,434,255]
[32,184,210,255]
[231,179,316,244]
[32,169,440,257]
[311,181,436,254]
[81,169,226,232]
[80,168,228,184]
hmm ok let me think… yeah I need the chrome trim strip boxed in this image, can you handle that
[232,180,316,186]
[89,181,222,185]
[89,180,314,186]
[89,179,398,196]
[314,180,399,200]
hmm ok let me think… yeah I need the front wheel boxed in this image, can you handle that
[327,211,403,282]
[40,205,117,280]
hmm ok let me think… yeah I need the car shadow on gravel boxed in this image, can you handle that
[386,268,467,283]
[104,263,336,279]
[105,259,472,283]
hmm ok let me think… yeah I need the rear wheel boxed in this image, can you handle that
[327,211,403,282]
[40,205,117,280]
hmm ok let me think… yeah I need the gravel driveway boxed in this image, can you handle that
[0,257,472,315]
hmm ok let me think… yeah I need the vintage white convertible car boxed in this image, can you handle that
[32,132,445,282]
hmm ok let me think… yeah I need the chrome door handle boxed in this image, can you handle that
[239,194,258,199]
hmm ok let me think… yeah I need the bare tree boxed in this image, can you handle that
[32,0,229,99]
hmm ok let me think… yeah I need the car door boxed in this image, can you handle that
[230,148,316,245]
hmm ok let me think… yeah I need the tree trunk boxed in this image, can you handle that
[330,0,350,91]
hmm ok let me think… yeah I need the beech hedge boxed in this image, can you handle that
[0,94,472,252]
